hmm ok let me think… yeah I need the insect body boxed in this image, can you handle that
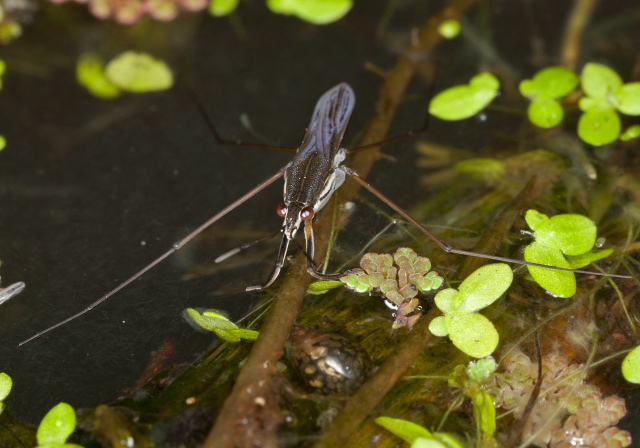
[249,83,353,290]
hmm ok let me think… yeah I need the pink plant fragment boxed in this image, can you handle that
[48,0,208,24]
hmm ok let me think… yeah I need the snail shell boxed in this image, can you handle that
[289,325,374,395]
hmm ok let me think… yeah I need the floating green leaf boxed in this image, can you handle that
[578,108,621,146]
[446,312,499,359]
[209,0,239,16]
[519,66,578,99]
[36,403,79,447]
[438,19,460,39]
[76,54,120,99]
[0,135,6,151]
[411,438,448,448]
[578,95,612,112]
[457,263,513,312]
[523,209,548,230]
[527,97,564,128]
[375,416,463,448]
[375,416,433,443]
[620,125,640,142]
[524,240,575,298]
[429,73,500,120]
[184,308,259,342]
[566,248,613,269]
[0,372,11,414]
[433,289,463,315]
[0,59,5,90]
[0,373,11,402]
[581,63,622,98]
[428,315,448,337]
[105,52,173,93]
[622,345,640,384]
[0,23,21,44]
[529,212,596,255]
[307,280,343,294]
[470,73,500,91]
[523,210,607,298]
[430,264,511,357]
[520,67,578,129]
[341,271,373,293]
[473,389,496,438]
[613,83,640,116]
[575,63,639,145]
[267,0,352,25]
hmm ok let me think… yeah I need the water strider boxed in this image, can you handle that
[19,83,629,345]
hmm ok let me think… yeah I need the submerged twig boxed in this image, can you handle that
[560,0,597,70]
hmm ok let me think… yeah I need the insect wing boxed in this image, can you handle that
[299,83,355,160]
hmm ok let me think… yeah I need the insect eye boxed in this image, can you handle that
[276,203,288,218]
[300,206,314,221]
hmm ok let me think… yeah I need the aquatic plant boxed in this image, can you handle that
[267,0,352,25]
[375,415,464,448]
[523,209,614,298]
[429,72,500,121]
[36,402,83,448]
[0,373,83,447]
[622,345,640,384]
[0,372,11,415]
[49,0,208,24]
[76,51,173,99]
[184,308,259,342]
[521,63,640,145]
[340,247,444,330]
[429,264,513,358]
[490,350,631,447]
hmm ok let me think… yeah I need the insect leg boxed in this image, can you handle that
[246,233,291,291]
[302,220,353,281]
[344,167,630,279]
[187,87,298,153]
[345,86,434,155]
[19,168,286,346]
